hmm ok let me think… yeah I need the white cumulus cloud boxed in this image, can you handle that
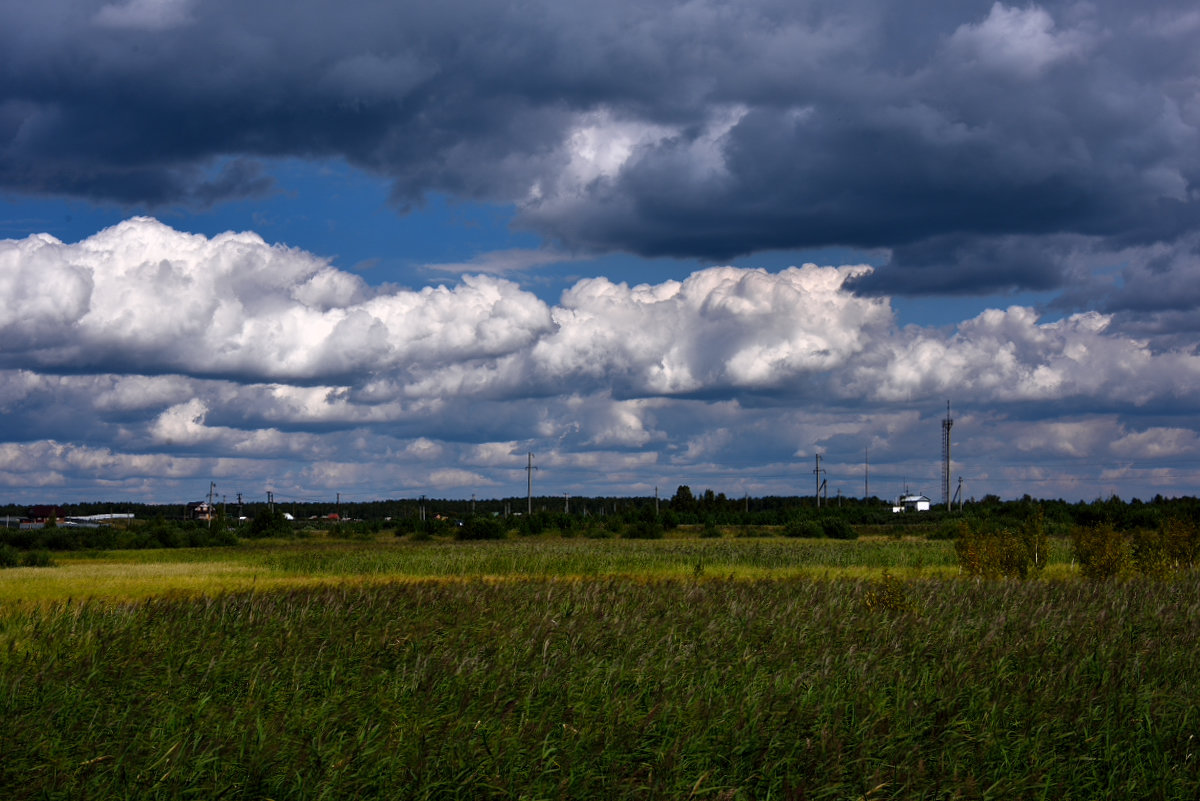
[5,218,1200,502]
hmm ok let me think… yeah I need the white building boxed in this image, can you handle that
[891,493,932,513]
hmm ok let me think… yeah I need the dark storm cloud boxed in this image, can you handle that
[2,0,1199,297]
[848,234,1079,296]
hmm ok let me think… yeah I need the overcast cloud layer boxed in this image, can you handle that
[3,218,1199,503]
[3,1,1200,502]
[2,2,1199,308]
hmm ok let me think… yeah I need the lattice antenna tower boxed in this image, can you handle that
[941,401,953,510]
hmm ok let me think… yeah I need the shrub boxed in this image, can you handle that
[20,550,55,568]
[622,518,664,539]
[1071,523,1131,580]
[0,544,19,568]
[1157,515,1200,568]
[245,509,293,539]
[783,518,823,538]
[1130,516,1199,578]
[954,519,1041,579]
[930,519,964,540]
[821,518,858,540]
[864,571,922,615]
[457,516,506,540]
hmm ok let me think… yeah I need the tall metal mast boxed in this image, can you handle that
[942,401,953,510]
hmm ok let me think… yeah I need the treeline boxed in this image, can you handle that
[0,517,237,554]
[3,491,1200,555]
[7,489,1200,532]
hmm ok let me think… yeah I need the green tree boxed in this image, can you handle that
[246,509,292,539]
[670,485,696,513]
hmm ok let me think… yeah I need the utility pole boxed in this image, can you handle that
[865,447,869,500]
[564,492,570,514]
[208,482,216,529]
[526,452,537,516]
[267,491,274,513]
[336,492,341,521]
[813,454,826,509]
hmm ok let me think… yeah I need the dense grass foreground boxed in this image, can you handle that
[2,576,1198,800]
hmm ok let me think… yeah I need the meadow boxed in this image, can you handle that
[1,534,1197,799]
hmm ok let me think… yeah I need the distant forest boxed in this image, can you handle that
[5,489,1200,534]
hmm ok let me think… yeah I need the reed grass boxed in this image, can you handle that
[1,536,1193,799]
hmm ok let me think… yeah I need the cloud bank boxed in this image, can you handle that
[2,1,1199,311]
[2,219,1198,502]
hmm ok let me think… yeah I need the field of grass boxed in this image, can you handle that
[2,535,1196,799]
[0,535,1081,603]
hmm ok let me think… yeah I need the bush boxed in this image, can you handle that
[954,519,1042,579]
[864,571,922,615]
[821,518,858,540]
[0,544,19,567]
[1129,516,1199,578]
[245,509,293,539]
[20,550,55,568]
[1071,523,1131,580]
[1154,515,1200,569]
[930,518,966,540]
[457,516,506,540]
[622,518,664,539]
[783,518,823,538]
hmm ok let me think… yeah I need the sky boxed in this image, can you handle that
[2,0,1200,506]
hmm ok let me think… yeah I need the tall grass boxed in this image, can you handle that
[3,573,1198,799]
[254,537,970,579]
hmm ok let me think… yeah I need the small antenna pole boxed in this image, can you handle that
[526,453,537,516]
[813,454,826,509]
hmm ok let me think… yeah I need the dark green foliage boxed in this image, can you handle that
[327,520,382,540]
[19,550,54,567]
[456,515,506,540]
[621,517,664,539]
[1074,515,1200,580]
[954,516,1046,579]
[783,517,823,538]
[1072,523,1133,580]
[391,517,421,537]
[0,544,18,567]
[0,517,235,552]
[669,484,696,513]
[245,509,293,539]
[3,577,1199,799]
[820,517,858,540]
[864,570,921,615]
[1135,516,1200,576]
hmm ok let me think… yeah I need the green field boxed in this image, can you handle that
[2,536,1197,799]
